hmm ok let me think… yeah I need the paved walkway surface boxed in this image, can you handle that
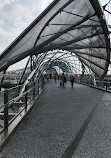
[1,80,111,158]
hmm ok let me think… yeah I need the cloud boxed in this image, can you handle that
[0,0,110,55]
[0,19,4,25]
[0,0,53,53]
[0,0,110,71]
[0,0,17,9]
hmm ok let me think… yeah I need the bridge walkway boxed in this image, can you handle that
[1,80,111,158]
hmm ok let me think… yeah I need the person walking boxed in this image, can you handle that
[70,75,74,88]
[60,74,63,86]
[60,73,66,87]
[63,73,66,86]
[49,73,52,80]
[54,74,57,82]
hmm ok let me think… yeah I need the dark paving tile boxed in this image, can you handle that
[73,92,111,158]
[0,81,105,158]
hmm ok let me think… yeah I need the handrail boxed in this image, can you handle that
[0,78,45,131]
[8,80,43,107]
[76,77,111,91]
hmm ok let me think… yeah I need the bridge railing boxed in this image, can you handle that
[0,77,45,132]
[76,77,111,91]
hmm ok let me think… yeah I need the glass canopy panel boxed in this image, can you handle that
[0,0,110,79]
[79,57,104,77]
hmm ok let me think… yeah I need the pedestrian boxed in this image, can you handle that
[57,74,59,80]
[54,74,57,82]
[63,73,66,86]
[60,73,66,87]
[46,74,49,81]
[49,73,52,80]
[70,75,74,88]
[60,74,62,86]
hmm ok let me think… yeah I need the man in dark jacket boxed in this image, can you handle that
[70,75,74,88]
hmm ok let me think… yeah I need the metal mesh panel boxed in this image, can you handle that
[0,0,110,79]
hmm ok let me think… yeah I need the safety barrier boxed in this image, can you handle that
[0,78,45,132]
[77,77,111,92]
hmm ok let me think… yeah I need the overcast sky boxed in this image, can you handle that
[0,0,110,71]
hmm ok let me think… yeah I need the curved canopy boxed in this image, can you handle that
[0,0,110,78]
[49,61,70,73]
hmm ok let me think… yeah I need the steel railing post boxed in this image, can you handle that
[25,86,27,110]
[33,81,35,100]
[106,85,107,91]
[38,79,39,95]
[4,89,8,129]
